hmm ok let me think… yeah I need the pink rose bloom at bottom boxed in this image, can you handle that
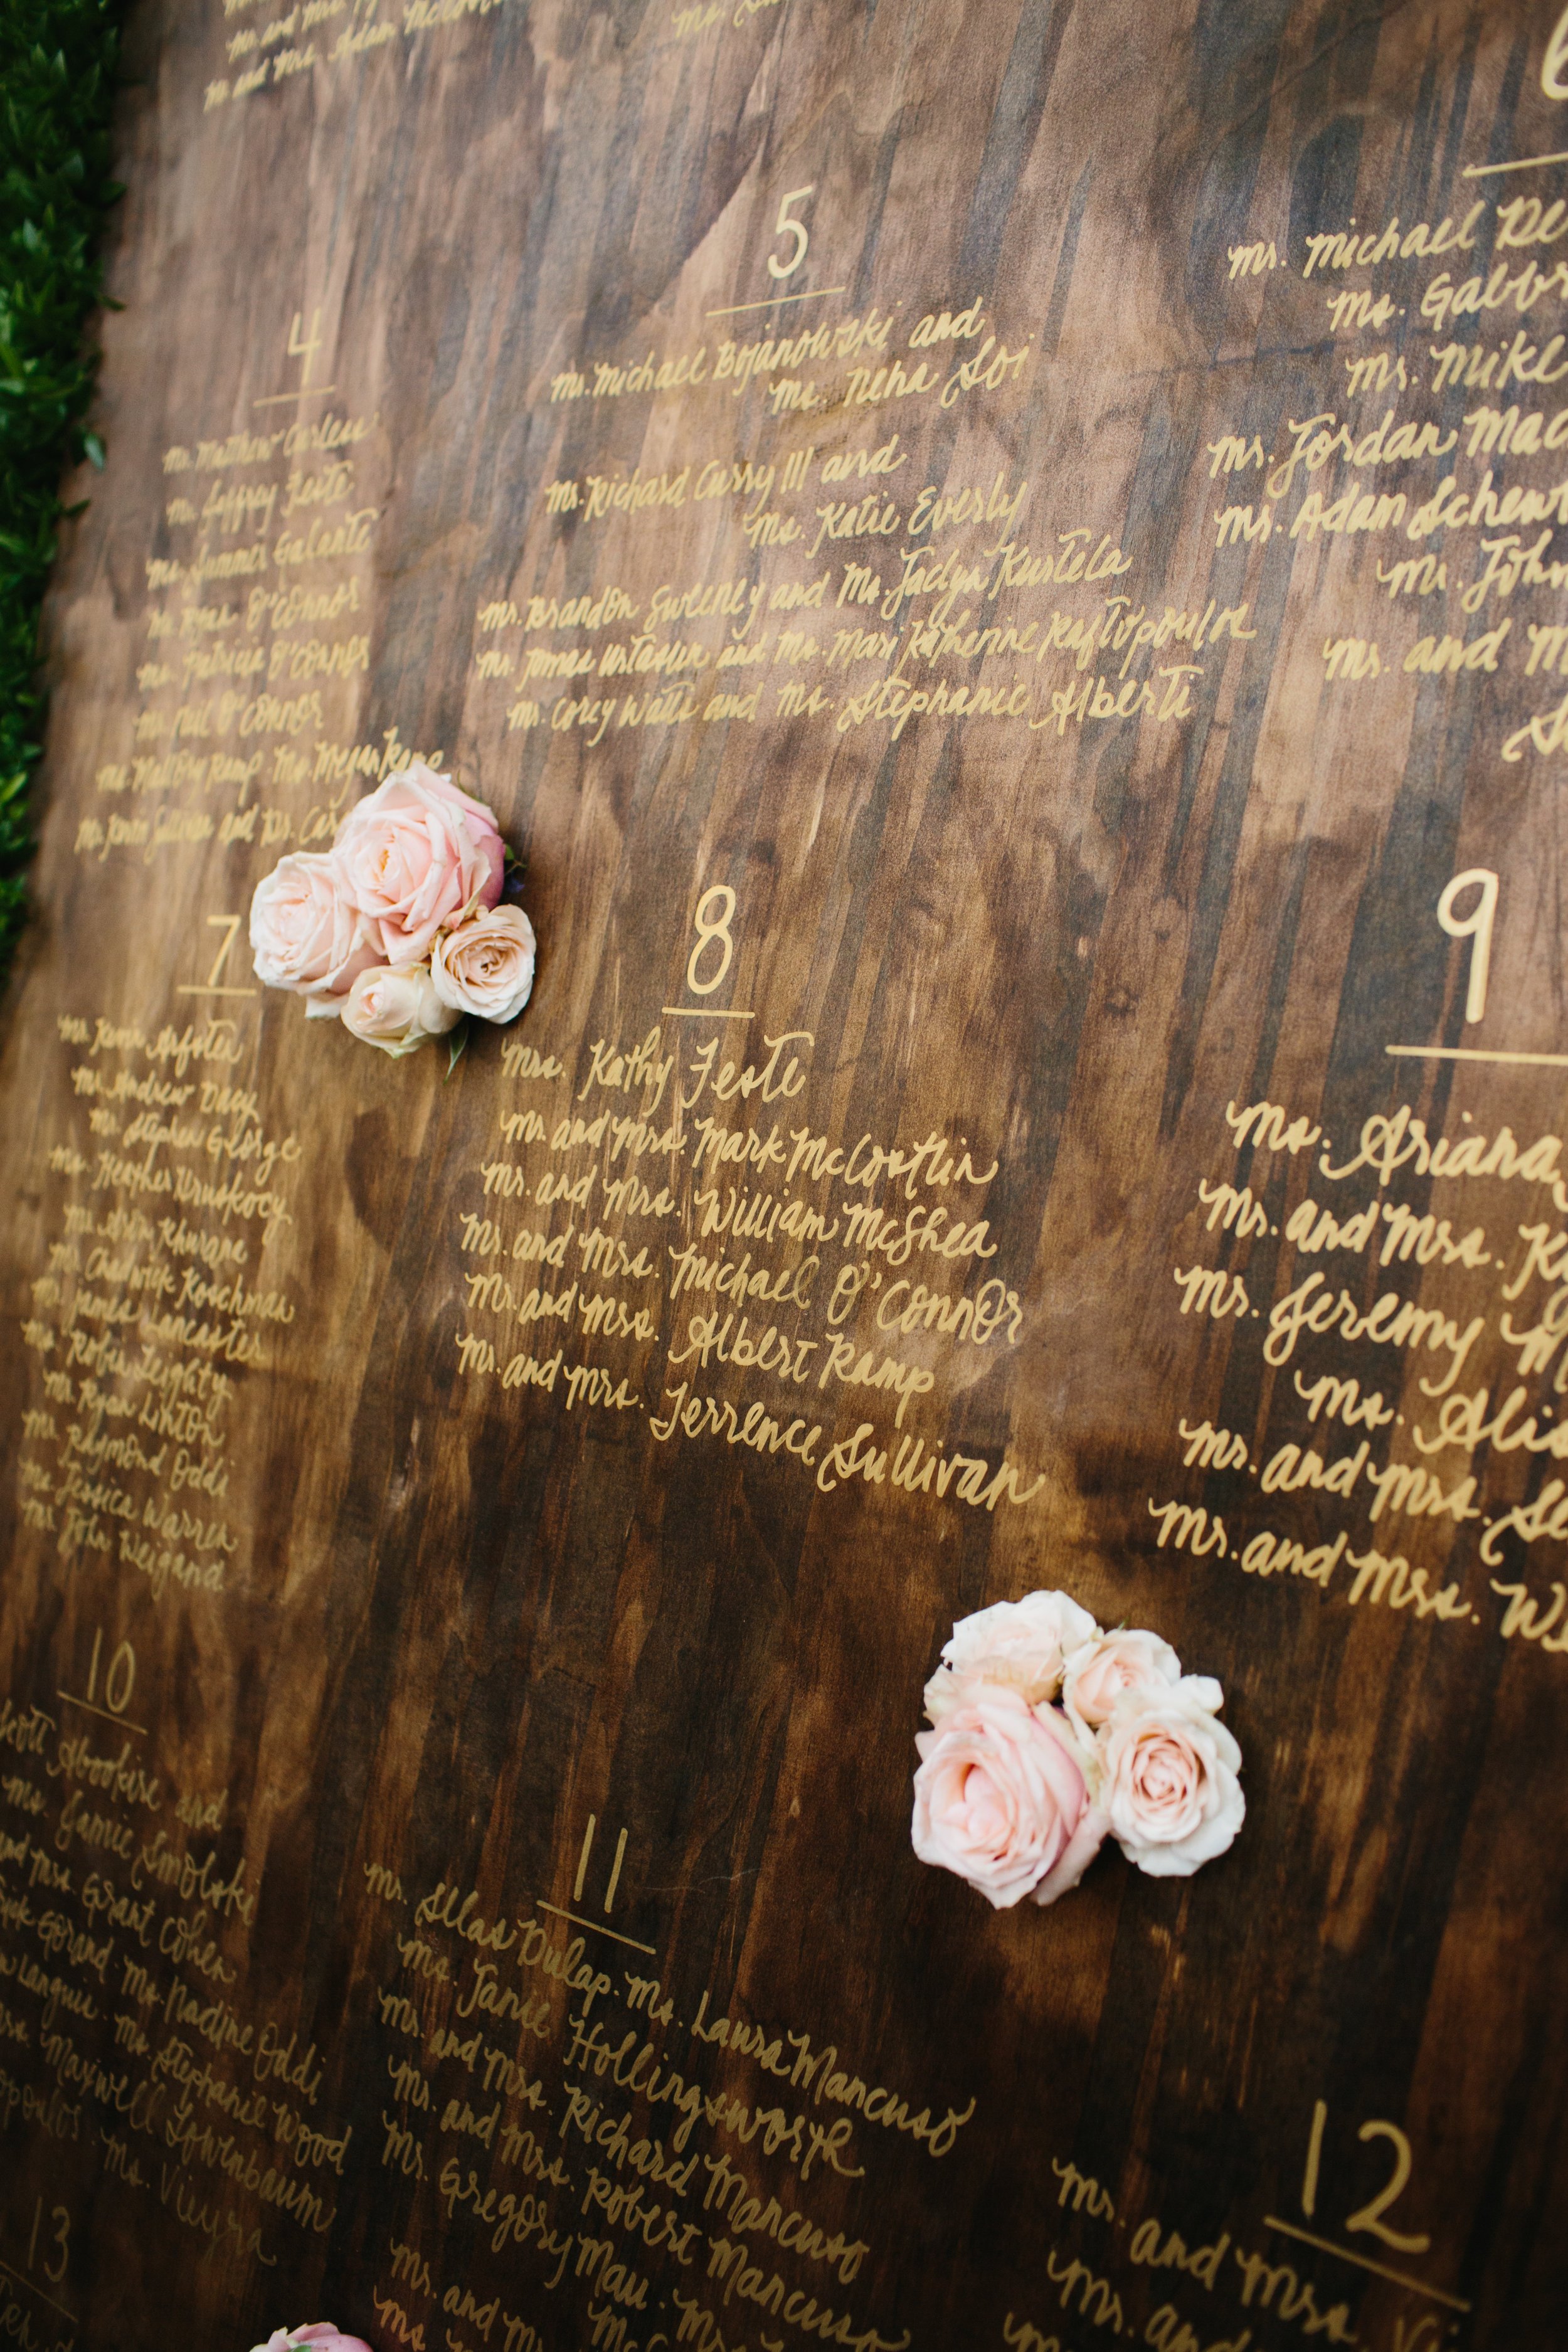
[912,1686,1106,1909]
[341,963,461,1058]
[251,2329,374,2352]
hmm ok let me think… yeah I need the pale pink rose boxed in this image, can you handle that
[333,762,504,966]
[912,1687,1106,1909]
[251,2329,374,2352]
[1099,1680,1244,1878]
[431,904,536,1024]
[924,1589,1101,1722]
[1062,1627,1182,1744]
[341,963,460,1058]
[249,852,377,1015]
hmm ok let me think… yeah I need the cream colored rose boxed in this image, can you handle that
[924,1588,1101,1722]
[1062,1627,1182,1744]
[431,904,536,1024]
[1099,1680,1244,1878]
[333,762,504,967]
[912,1688,1106,1909]
[341,963,460,1058]
[249,851,376,1014]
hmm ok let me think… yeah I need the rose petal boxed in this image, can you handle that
[913,1689,1100,1909]
[1099,1680,1244,1879]
[333,763,505,966]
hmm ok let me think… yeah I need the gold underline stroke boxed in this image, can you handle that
[1385,1044,1568,1067]
[533,1900,656,1954]
[1262,2218,1471,2312]
[1463,149,1568,177]
[706,285,847,318]
[57,1689,149,1737]
[0,2259,75,2323]
[660,1005,754,1020]
[252,385,337,406]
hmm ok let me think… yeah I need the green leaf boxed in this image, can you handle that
[0,0,123,988]
[445,1023,470,1079]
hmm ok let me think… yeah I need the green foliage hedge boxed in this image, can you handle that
[0,0,122,982]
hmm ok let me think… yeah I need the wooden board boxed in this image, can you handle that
[3,1,1568,2345]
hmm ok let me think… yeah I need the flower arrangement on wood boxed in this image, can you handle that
[249,763,535,1060]
[249,2328,374,2352]
[912,1591,1244,1909]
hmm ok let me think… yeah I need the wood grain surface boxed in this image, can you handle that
[2,2,1567,2348]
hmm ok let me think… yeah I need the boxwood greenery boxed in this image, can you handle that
[0,0,122,985]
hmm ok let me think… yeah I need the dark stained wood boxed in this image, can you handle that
[3,1,1567,2346]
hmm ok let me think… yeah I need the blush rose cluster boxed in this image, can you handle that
[248,761,536,1058]
[250,2329,373,2352]
[912,1591,1244,1909]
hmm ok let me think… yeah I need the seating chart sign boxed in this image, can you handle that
[1,0,1566,2343]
